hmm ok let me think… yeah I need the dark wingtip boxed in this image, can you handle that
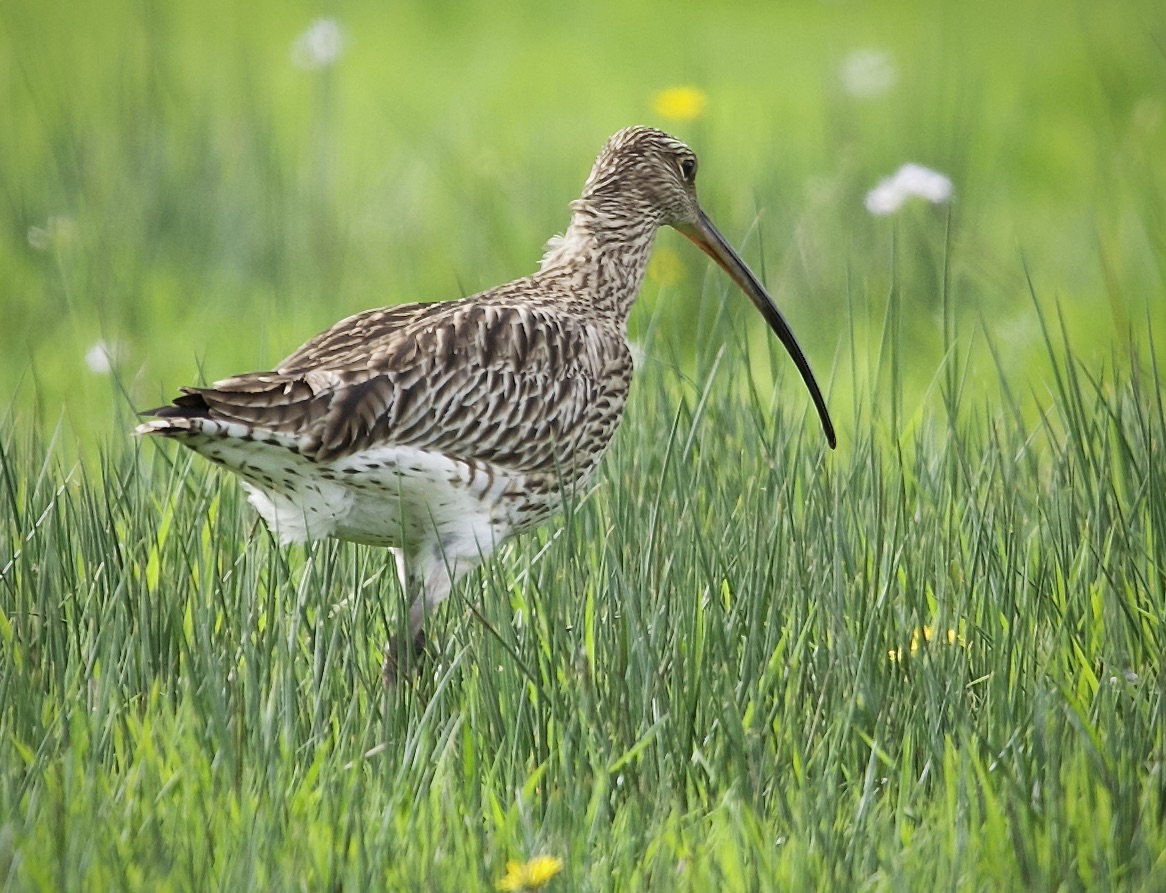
[139,389,211,420]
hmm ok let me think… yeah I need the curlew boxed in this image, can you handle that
[137,126,836,683]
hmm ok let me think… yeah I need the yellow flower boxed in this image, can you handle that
[652,87,708,122]
[497,855,563,891]
[887,626,961,663]
[647,246,686,286]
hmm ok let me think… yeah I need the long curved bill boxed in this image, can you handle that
[675,210,837,449]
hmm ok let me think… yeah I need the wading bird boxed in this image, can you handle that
[137,126,836,683]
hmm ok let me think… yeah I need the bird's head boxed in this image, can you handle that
[585,126,837,449]
[583,126,702,227]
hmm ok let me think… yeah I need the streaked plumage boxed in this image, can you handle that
[137,126,835,682]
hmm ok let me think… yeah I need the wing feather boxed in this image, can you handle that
[149,292,633,471]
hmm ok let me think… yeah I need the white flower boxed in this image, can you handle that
[27,225,51,251]
[864,164,953,215]
[628,340,646,370]
[85,340,117,374]
[27,215,76,251]
[292,18,346,70]
[840,49,897,99]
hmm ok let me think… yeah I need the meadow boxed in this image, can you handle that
[2,0,1165,889]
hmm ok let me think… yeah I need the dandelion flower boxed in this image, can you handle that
[653,87,708,122]
[840,49,897,99]
[292,18,346,70]
[497,855,563,891]
[888,625,962,663]
[647,246,686,287]
[865,163,952,216]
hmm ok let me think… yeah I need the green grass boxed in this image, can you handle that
[3,0,1166,889]
[2,303,1163,890]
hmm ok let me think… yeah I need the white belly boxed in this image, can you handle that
[239,444,517,556]
[156,416,577,569]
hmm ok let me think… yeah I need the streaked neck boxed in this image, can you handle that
[538,198,659,320]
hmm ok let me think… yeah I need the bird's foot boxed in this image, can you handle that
[382,628,427,687]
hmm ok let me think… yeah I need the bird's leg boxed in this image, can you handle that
[382,626,427,687]
[381,540,480,686]
[382,545,458,686]
[383,548,427,686]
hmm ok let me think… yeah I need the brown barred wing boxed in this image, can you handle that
[156,299,633,474]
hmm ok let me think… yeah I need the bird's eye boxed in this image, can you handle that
[679,157,696,182]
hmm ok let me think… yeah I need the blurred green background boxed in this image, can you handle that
[2,0,1163,447]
